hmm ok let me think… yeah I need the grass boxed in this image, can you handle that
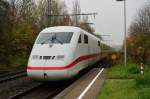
[98,62,150,99]
[98,79,137,99]
[107,63,140,79]
[135,70,150,88]
[138,88,150,99]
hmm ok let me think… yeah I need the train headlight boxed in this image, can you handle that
[32,55,40,60]
[56,55,65,60]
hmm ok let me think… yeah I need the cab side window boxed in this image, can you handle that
[78,34,82,43]
[84,35,88,44]
[98,41,100,46]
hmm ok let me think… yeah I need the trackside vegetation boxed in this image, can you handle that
[97,63,150,99]
[98,2,150,98]
[127,2,150,65]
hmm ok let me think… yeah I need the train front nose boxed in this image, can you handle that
[27,68,45,81]
[27,68,69,81]
[27,55,71,81]
[27,43,74,81]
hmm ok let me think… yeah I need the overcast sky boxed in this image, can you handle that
[63,0,149,47]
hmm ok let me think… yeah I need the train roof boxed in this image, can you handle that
[41,26,101,41]
[41,26,81,33]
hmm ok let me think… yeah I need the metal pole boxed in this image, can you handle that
[49,0,51,26]
[116,0,127,67]
[76,15,78,26]
[124,0,127,67]
[48,0,51,26]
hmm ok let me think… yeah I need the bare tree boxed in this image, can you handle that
[79,16,94,33]
[38,0,69,28]
[72,0,81,26]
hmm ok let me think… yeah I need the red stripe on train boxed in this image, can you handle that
[27,53,100,70]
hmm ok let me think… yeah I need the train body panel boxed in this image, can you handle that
[27,26,101,81]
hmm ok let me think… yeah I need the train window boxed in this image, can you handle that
[36,32,73,44]
[98,41,100,46]
[84,35,88,44]
[78,35,82,43]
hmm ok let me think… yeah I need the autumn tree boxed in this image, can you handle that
[8,0,38,56]
[0,0,13,64]
[0,0,95,67]
[127,2,150,64]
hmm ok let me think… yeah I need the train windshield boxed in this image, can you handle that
[36,32,73,44]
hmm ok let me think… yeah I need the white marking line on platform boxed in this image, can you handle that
[77,68,104,99]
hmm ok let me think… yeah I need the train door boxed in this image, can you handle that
[88,38,98,66]
[88,37,93,66]
[76,34,84,70]
[83,34,89,67]
[75,33,88,70]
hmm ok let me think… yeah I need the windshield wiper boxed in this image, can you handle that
[41,38,51,45]
[51,35,63,45]
[40,34,63,45]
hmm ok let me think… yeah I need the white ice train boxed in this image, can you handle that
[27,26,101,81]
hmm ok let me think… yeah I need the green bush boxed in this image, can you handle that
[10,56,28,69]
[135,71,150,88]
[128,65,140,74]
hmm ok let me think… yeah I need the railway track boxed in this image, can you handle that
[8,83,43,99]
[0,70,25,77]
[0,71,77,99]
[0,71,26,83]
[0,60,108,99]
[0,69,81,99]
[0,70,9,75]
[8,81,74,99]
[0,70,85,99]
